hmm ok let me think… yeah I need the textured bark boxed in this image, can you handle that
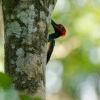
[2,0,57,99]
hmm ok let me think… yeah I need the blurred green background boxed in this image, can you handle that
[0,0,100,100]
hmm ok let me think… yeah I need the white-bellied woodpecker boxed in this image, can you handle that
[47,20,66,63]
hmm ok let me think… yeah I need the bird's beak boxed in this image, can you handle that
[51,20,57,30]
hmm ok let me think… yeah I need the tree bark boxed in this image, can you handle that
[2,0,57,99]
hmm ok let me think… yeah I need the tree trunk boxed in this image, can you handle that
[2,0,57,99]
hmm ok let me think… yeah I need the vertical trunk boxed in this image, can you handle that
[2,0,57,99]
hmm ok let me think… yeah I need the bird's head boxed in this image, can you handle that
[51,20,66,37]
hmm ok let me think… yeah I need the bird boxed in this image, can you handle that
[47,20,66,63]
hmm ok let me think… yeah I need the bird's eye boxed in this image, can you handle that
[60,25,64,32]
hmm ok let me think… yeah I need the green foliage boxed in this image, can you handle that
[0,73,42,100]
[0,72,12,89]
[20,95,33,100]
[20,94,42,100]
[0,72,20,100]
[32,97,42,100]
[2,88,20,100]
[51,0,100,99]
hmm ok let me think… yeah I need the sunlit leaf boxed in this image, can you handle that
[0,72,12,88]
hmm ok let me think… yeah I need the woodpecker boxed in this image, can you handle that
[47,20,66,63]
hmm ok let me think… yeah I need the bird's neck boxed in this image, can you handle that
[48,32,60,42]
